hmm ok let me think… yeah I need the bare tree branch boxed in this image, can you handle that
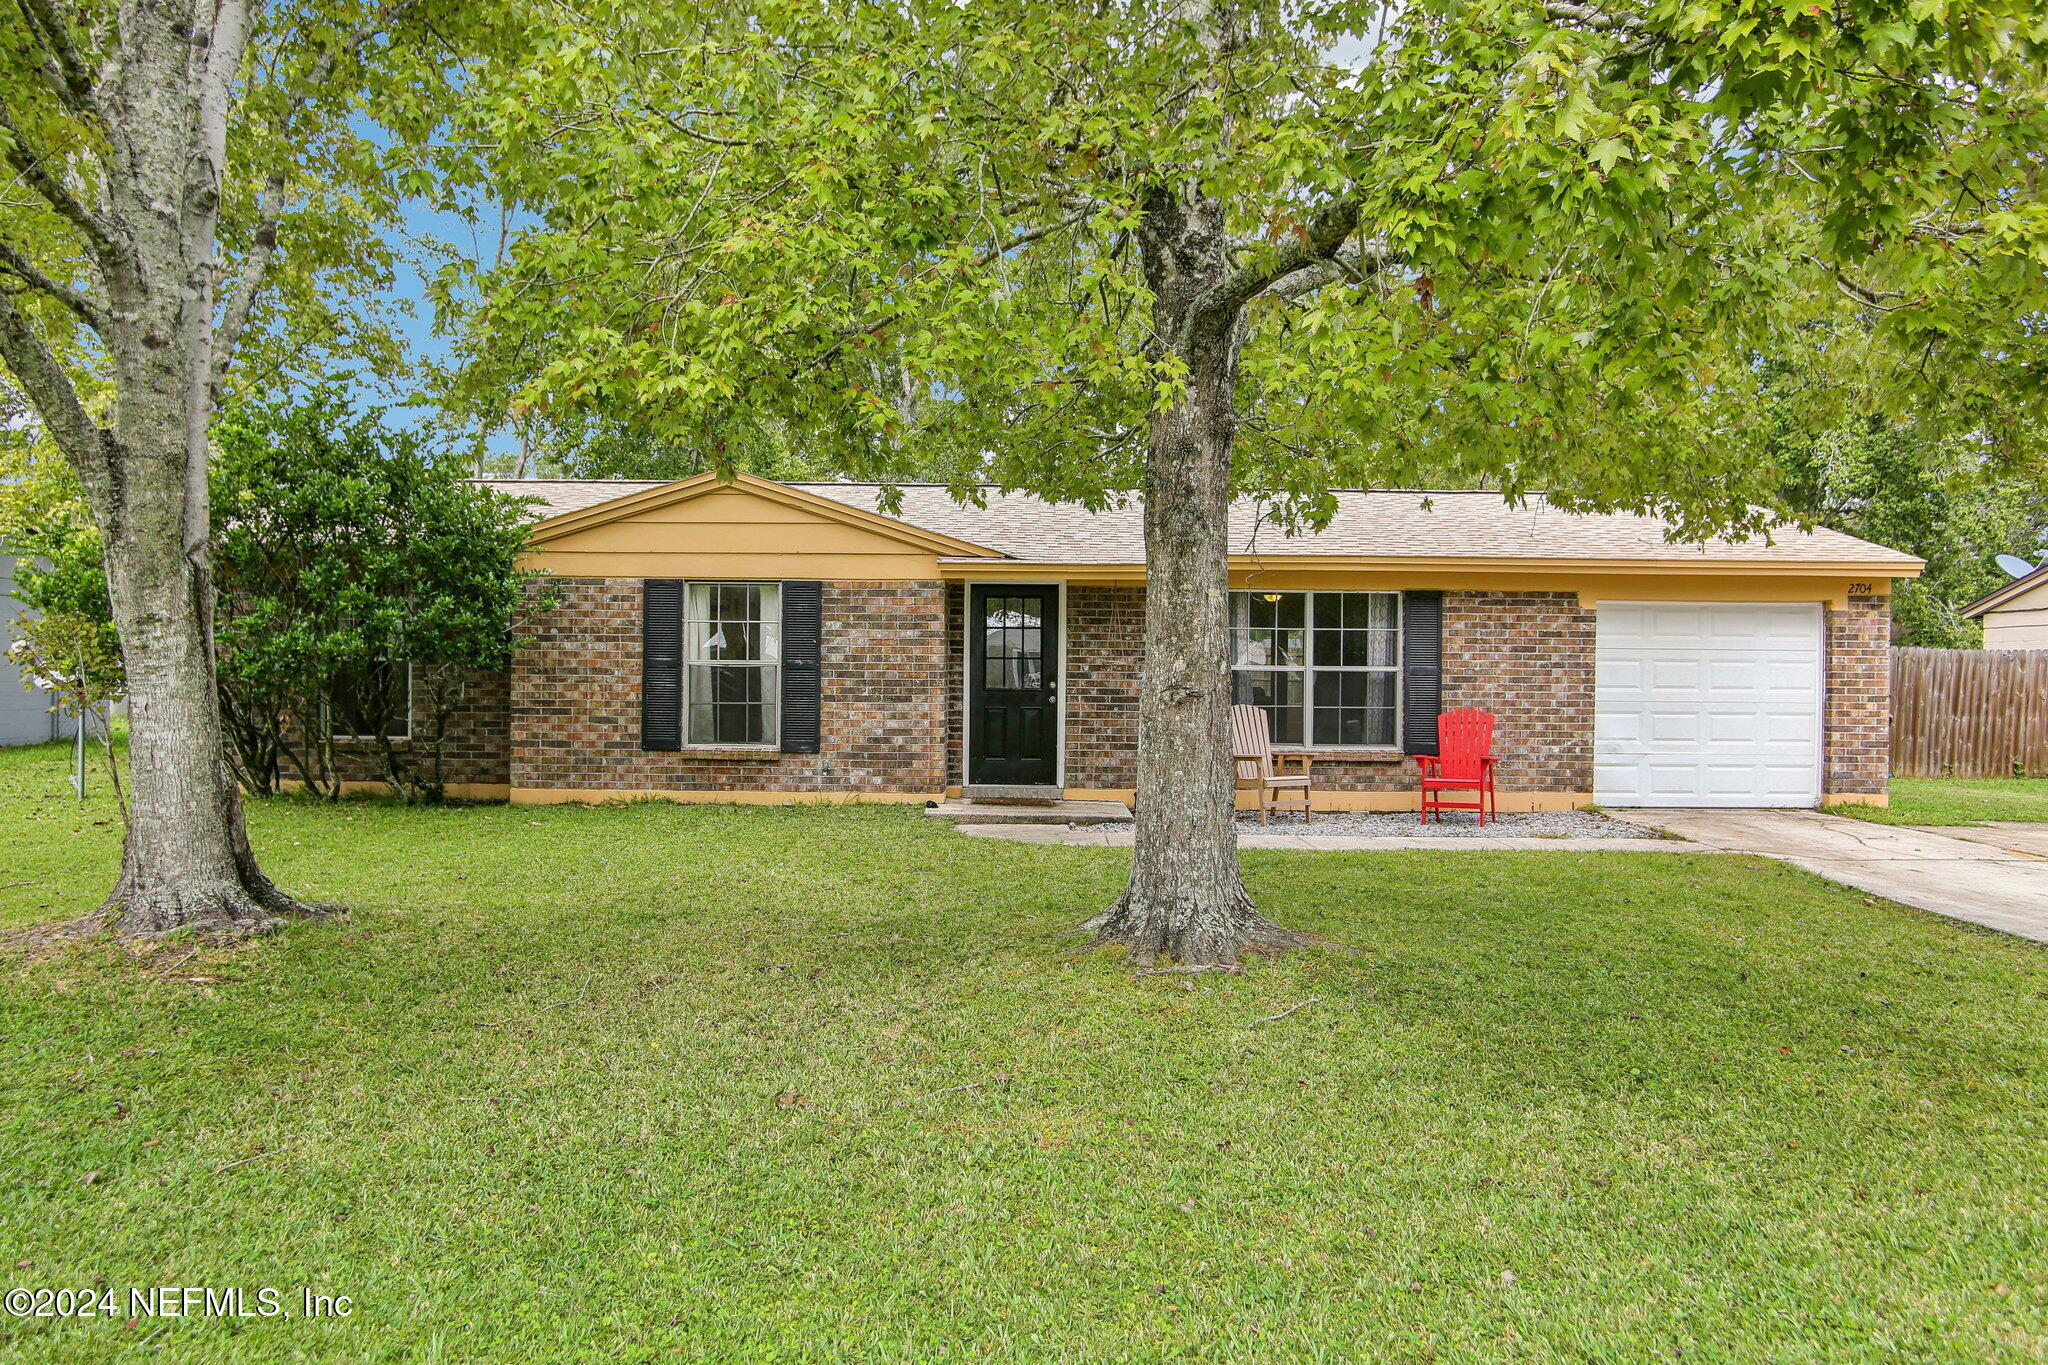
[791,204,1101,379]
[1805,255,1906,311]
[1264,236,1397,301]
[0,239,106,328]
[1541,2,1662,56]
[649,104,758,148]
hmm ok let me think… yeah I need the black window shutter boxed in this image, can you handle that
[641,580,684,751]
[780,581,823,754]
[1401,590,1443,756]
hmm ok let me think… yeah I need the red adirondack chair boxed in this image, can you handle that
[1414,707,1499,825]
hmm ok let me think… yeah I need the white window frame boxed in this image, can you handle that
[684,580,782,749]
[328,661,413,742]
[1230,591,1402,750]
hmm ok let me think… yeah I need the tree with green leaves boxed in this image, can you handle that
[0,1,483,936]
[1776,414,2048,648]
[210,391,551,802]
[454,0,2043,964]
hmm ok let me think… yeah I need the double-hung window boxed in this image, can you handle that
[686,582,781,746]
[1230,591,1400,747]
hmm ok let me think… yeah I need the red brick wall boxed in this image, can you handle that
[1825,593,1892,796]
[1442,591,1596,794]
[503,578,1892,803]
[306,666,510,792]
[510,578,947,795]
[1065,586,1145,790]
[1056,587,1596,795]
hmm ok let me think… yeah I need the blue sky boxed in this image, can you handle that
[368,198,501,454]
[345,188,539,462]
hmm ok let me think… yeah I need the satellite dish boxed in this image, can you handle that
[1996,554,2036,580]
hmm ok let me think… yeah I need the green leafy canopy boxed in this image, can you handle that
[447,0,2046,535]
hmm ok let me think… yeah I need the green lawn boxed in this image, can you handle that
[4,741,2046,1361]
[1831,776,2048,826]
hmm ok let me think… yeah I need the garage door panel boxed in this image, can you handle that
[1703,711,1763,745]
[1645,711,1701,744]
[1595,658,1648,693]
[1593,602,1822,808]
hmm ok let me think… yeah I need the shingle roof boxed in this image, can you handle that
[1961,561,2048,618]
[482,479,1922,569]
[489,479,669,516]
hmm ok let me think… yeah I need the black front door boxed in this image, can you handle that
[968,584,1059,786]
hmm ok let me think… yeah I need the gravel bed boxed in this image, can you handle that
[1233,809,1665,839]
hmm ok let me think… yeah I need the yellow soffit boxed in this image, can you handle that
[526,471,1005,559]
[937,555,1924,579]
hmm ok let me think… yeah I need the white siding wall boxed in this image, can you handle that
[0,553,66,745]
[1980,590,2048,650]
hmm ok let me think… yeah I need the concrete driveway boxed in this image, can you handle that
[1637,809,2048,944]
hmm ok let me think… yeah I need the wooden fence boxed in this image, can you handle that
[1891,646,2048,778]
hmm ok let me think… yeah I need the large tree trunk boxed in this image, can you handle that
[0,5,339,939]
[90,415,316,936]
[1085,187,1311,967]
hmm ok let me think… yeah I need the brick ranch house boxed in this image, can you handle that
[376,471,1922,811]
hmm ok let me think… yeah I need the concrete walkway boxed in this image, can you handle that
[951,824,1699,853]
[1636,809,2048,944]
[955,810,2048,945]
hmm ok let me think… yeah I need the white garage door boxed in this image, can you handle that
[1594,602,1824,808]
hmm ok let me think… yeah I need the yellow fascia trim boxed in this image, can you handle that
[940,560,1920,599]
[941,556,1923,577]
[509,787,939,807]
[527,471,1004,559]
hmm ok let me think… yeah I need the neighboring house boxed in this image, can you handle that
[339,472,1923,810]
[0,551,75,746]
[1960,565,2048,649]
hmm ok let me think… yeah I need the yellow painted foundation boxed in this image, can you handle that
[507,787,938,807]
[274,779,511,802]
[279,781,1892,811]
[1063,788,1595,813]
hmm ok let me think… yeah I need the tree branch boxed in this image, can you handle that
[1541,2,1642,34]
[0,104,118,260]
[1541,2,1662,56]
[0,287,110,479]
[0,239,106,329]
[790,204,1100,379]
[210,211,276,374]
[212,1,423,390]
[1805,255,1905,311]
[1264,236,1397,301]
[1201,197,1370,322]
[648,105,758,148]
[12,0,100,116]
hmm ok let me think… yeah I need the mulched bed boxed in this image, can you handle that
[1234,809,1666,838]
